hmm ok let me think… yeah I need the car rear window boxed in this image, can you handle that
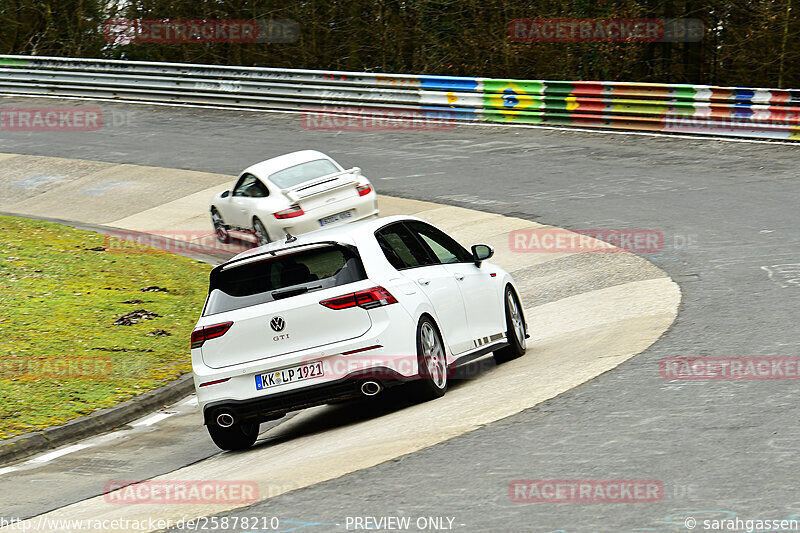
[268,159,340,189]
[203,244,366,316]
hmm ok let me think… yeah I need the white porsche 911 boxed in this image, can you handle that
[191,215,528,451]
[210,150,378,246]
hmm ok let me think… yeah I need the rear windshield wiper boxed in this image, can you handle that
[271,284,322,300]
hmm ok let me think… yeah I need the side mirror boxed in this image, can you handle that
[471,244,494,265]
[221,190,230,198]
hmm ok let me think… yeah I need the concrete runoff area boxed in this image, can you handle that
[0,155,231,224]
[0,153,678,532]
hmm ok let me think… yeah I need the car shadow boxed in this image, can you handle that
[248,354,498,450]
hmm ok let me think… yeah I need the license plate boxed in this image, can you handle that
[255,361,324,390]
[319,209,353,227]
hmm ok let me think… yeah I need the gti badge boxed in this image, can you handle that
[270,316,286,332]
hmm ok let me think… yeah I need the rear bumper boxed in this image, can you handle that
[192,303,419,421]
[272,193,378,236]
[202,369,407,425]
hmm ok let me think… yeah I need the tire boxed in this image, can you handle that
[206,421,259,451]
[494,286,527,364]
[211,208,230,244]
[412,317,448,401]
[252,217,271,246]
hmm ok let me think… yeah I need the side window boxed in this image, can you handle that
[249,178,269,198]
[232,174,256,197]
[232,174,268,197]
[375,223,435,269]
[406,221,472,264]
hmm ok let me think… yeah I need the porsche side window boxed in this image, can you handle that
[248,178,269,198]
[405,221,472,264]
[232,174,257,197]
[376,224,435,269]
[231,177,246,196]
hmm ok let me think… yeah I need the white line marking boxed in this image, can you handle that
[0,442,93,474]
[28,443,91,463]
[0,443,93,475]
[1,92,797,146]
[131,412,173,427]
[0,396,197,476]
[381,172,446,180]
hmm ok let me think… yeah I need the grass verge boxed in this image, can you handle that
[0,215,211,440]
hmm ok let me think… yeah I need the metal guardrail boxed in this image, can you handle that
[1,54,798,141]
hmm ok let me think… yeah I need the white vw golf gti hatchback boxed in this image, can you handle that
[210,150,378,246]
[191,215,528,450]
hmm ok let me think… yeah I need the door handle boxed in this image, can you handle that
[454,273,465,280]
[417,278,430,286]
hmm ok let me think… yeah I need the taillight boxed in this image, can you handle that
[356,183,373,197]
[274,205,305,219]
[319,293,357,310]
[355,286,397,309]
[191,322,233,349]
[320,286,397,310]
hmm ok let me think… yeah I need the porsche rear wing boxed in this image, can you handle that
[283,167,362,202]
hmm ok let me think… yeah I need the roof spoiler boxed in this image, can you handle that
[283,167,361,201]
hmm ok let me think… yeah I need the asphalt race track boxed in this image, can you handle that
[1,98,799,532]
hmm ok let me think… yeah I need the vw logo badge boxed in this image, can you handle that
[270,316,286,332]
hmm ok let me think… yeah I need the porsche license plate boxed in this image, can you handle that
[319,210,353,226]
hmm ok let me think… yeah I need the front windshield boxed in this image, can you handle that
[268,159,340,189]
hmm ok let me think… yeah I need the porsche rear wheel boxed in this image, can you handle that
[253,218,271,246]
[211,208,230,244]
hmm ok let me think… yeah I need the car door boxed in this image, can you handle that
[405,221,504,347]
[228,174,269,228]
[375,223,472,355]
[224,174,252,228]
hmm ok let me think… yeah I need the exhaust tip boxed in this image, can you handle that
[216,412,235,428]
[361,381,382,396]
